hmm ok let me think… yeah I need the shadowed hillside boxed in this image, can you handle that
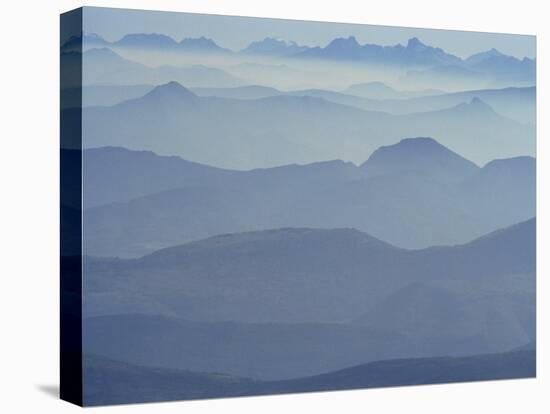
[83,349,535,406]
[83,219,535,378]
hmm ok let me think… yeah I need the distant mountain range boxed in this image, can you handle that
[78,136,535,256]
[189,84,535,125]
[84,349,535,405]
[63,33,533,68]
[114,33,233,54]
[68,82,534,126]
[241,37,309,56]
[62,33,231,54]
[347,85,535,125]
[61,33,535,86]
[296,36,462,67]
[65,82,443,108]
[65,81,534,169]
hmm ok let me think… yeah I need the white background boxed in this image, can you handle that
[0,0,547,412]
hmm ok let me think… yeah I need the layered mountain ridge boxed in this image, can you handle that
[79,135,535,257]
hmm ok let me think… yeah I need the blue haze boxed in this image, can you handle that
[57,7,538,405]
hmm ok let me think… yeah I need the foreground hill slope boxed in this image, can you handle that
[84,349,535,406]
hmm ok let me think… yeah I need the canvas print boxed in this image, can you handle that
[60,6,536,407]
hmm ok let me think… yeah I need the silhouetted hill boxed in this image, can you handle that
[458,156,536,230]
[266,349,535,393]
[83,140,534,255]
[84,314,406,380]
[83,354,257,406]
[81,146,237,207]
[81,146,361,208]
[512,341,536,352]
[361,137,479,183]
[83,349,535,406]
[184,84,533,125]
[394,99,533,161]
[85,219,535,341]
[164,84,534,125]
[119,81,200,111]
[355,280,534,354]
[76,80,534,168]
[347,86,534,125]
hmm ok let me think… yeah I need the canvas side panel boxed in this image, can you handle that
[60,7,83,407]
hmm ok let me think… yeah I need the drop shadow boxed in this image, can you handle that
[36,384,59,399]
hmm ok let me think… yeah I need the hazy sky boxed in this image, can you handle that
[79,6,536,59]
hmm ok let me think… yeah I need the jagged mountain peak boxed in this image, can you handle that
[327,36,360,49]
[179,37,228,52]
[406,37,427,49]
[118,32,176,44]
[241,37,308,56]
[370,137,448,154]
[453,97,496,115]
[142,81,199,102]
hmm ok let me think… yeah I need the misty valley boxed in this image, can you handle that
[60,12,536,406]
